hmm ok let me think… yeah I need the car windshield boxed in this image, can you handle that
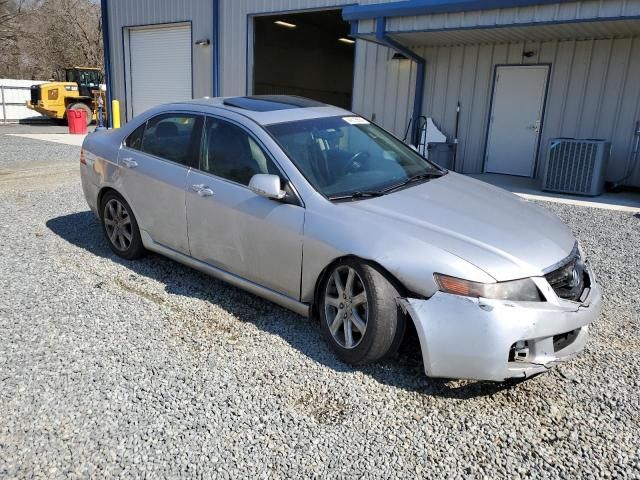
[267,116,445,199]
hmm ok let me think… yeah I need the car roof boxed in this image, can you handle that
[173,95,354,126]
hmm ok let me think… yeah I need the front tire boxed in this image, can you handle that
[319,259,406,365]
[100,192,144,260]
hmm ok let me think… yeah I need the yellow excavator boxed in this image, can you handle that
[27,66,105,126]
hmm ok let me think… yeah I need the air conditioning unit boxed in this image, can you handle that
[542,138,610,196]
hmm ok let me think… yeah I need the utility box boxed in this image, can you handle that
[542,138,610,196]
[427,142,456,170]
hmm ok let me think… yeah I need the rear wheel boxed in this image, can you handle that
[100,192,144,260]
[319,259,406,365]
[67,102,93,126]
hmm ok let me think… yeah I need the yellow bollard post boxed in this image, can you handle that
[111,99,121,129]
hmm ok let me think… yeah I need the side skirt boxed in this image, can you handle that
[141,231,310,317]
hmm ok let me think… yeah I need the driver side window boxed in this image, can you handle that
[200,117,280,186]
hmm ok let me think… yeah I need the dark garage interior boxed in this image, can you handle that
[253,10,355,109]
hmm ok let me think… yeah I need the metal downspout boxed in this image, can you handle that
[212,0,220,96]
[374,17,425,146]
[100,0,113,128]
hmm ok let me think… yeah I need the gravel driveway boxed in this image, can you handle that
[1,132,639,478]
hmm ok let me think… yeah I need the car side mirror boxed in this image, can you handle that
[248,174,286,200]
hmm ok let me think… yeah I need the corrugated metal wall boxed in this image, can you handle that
[217,0,384,95]
[105,0,640,186]
[107,0,399,128]
[396,38,640,186]
[351,41,416,137]
[223,0,640,186]
[385,0,640,33]
[106,0,213,119]
[352,35,640,186]
[217,0,412,137]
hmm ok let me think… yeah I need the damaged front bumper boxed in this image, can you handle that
[398,276,602,382]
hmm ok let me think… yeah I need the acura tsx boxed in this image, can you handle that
[80,95,602,381]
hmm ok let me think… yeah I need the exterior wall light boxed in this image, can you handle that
[195,39,210,46]
[339,37,355,45]
[392,52,409,60]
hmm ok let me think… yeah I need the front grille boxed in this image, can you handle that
[30,85,41,104]
[553,329,580,352]
[544,245,586,302]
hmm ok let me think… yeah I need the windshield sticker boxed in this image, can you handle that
[343,116,370,125]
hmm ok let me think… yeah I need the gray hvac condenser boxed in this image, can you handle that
[542,138,610,196]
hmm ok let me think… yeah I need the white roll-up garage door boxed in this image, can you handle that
[128,24,192,117]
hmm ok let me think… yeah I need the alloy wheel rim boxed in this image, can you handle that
[104,199,133,251]
[324,266,368,349]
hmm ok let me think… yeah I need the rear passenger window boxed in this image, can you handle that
[125,123,145,150]
[139,113,202,166]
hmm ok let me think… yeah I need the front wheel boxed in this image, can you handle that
[319,259,406,365]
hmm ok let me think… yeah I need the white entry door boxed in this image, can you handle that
[128,24,192,117]
[485,65,548,177]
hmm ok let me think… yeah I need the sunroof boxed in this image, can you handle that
[223,95,325,112]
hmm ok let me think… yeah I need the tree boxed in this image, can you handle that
[0,0,103,79]
[0,0,20,41]
[0,0,22,76]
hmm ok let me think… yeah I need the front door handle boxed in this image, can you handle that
[121,157,138,168]
[192,184,214,197]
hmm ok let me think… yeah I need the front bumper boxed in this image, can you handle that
[398,274,602,381]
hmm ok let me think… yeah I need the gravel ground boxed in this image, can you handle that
[1,135,639,478]
[0,127,79,171]
[0,123,70,134]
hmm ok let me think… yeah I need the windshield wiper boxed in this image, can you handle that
[328,190,386,201]
[328,171,445,201]
[382,171,444,193]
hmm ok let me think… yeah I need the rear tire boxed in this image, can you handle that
[100,191,145,260]
[319,259,406,365]
[67,102,93,126]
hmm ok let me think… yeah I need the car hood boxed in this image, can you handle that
[343,172,576,281]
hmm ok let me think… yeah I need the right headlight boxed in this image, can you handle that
[434,273,542,301]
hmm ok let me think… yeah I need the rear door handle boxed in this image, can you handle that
[192,184,214,197]
[121,157,138,168]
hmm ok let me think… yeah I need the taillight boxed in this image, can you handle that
[80,148,86,165]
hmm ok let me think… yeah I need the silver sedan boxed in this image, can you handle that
[80,95,602,381]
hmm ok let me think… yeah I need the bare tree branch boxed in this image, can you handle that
[0,0,103,79]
